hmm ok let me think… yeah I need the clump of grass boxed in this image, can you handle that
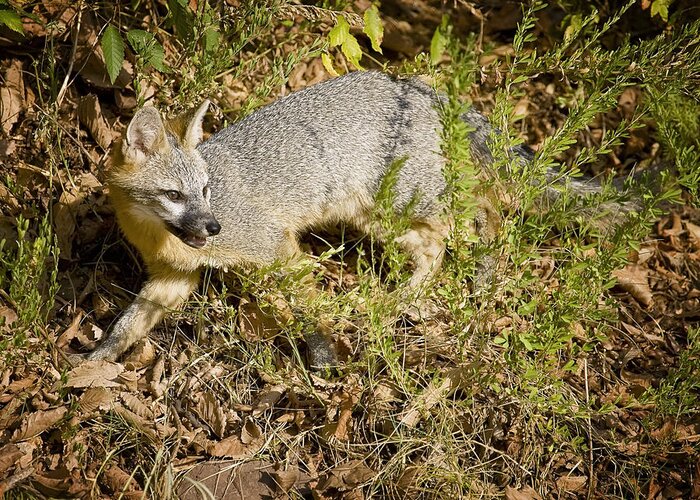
[0,215,58,363]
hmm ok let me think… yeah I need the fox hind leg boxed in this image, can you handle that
[395,218,449,290]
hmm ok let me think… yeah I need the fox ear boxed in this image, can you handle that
[182,100,210,149]
[123,107,168,164]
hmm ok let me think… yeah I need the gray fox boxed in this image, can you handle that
[83,70,633,362]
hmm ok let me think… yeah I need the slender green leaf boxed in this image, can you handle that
[363,5,383,53]
[101,24,125,84]
[430,26,447,65]
[321,52,340,76]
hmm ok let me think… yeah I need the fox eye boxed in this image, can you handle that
[165,190,183,202]
[203,186,210,198]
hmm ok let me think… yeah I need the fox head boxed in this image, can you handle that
[110,101,221,249]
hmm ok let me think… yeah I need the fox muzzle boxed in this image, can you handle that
[166,212,221,249]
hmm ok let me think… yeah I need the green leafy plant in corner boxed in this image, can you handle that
[0,0,24,34]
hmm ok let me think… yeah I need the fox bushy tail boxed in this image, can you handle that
[461,109,642,233]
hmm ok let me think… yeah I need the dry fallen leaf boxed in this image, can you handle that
[238,296,282,341]
[315,460,375,492]
[11,407,68,442]
[65,360,124,388]
[209,419,263,458]
[196,392,227,438]
[52,187,81,260]
[0,443,23,474]
[78,387,113,413]
[505,485,543,500]
[0,60,25,135]
[101,464,143,498]
[112,404,158,443]
[31,469,73,498]
[121,393,154,420]
[0,305,18,332]
[252,384,286,416]
[123,339,157,368]
[56,311,84,349]
[556,475,587,494]
[176,461,290,500]
[78,94,117,150]
[271,464,302,493]
[685,221,700,250]
[612,264,653,307]
[618,87,639,119]
[332,385,360,442]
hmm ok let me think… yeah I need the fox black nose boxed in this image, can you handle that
[206,220,221,236]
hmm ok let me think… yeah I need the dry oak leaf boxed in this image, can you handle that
[195,392,227,438]
[505,485,543,500]
[686,221,700,250]
[556,475,587,494]
[78,94,118,150]
[0,60,25,135]
[209,419,263,458]
[121,392,154,419]
[101,464,143,498]
[65,360,124,388]
[612,264,653,306]
[78,387,113,413]
[316,460,375,492]
[252,384,286,416]
[0,443,23,474]
[11,407,68,442]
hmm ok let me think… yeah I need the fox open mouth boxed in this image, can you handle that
[165,223,208,249]
[181,234,208,248]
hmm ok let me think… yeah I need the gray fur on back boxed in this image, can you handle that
[198,71,446,261]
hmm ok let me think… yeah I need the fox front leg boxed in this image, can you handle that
[87,269,201,361]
